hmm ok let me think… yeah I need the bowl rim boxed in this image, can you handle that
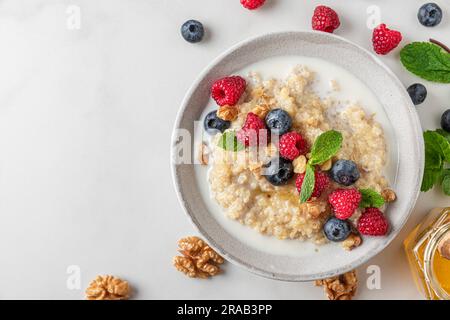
[171,30,424,281]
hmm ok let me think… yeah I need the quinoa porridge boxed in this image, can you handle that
[201,61,394,250]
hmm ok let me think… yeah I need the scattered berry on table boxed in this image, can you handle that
[265,108,292,135]
[279,132,308,161]
[236,112,268,146]
[180,20,204,43]
[323,217,352,242]
[240,0,265,10]
[330,160,360,186]
[357,208,389,236]
[296,171,330,199]
[328,188,362,220]
[418,3,443,27]
[372,23,402,55]
[311,5,340,33]
[204,110,231,134]
[263,157,294,186]
[441,109,450,132]
[407,83,427,105]
[211,76,246,106]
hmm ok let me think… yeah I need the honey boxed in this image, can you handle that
[404,208,450,300]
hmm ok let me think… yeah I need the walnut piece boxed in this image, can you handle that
[315,270,357,300]
[293,155,307,174]
[85,275,130,300]
[251,104,271,119]
[173,236,224,279]
[217,105,238,121]
[381,189,396,202]
[198,143,209,165]
[319,159,332,171]
[342,233,362,251]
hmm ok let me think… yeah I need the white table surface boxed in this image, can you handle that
[0,0,448,300]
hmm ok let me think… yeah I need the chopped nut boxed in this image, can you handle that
[320,159,332,171]
[85,275,130,300]
[438,233,450,260]
[293,155,307,174]
[315,270,357,300]
[342,233,362,251]
[173,236,224,279]
[217,105,238,121]
[381,189,396,202]
[198,143,209,165]
[251,104,271,119]
[306,152,312,159]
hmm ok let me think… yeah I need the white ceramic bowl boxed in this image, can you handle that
[171,31,423,281]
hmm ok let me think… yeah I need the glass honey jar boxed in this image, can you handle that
[404,207,450,300]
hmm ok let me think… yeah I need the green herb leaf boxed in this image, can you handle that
[299,164,315,203]
[423,131,450,163]
[359,189,385,208]
[436,129,450,143]
[421,168,442,192]
[309,130,343,165]
[425,147,442,170]
[442,172,450,196]
[217,131,244,152]
[400,42,450,83]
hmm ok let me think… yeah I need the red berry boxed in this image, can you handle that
[311,5,340,33]
[296,171,330,199]
[357,208,389,236]
[211,76,246,106]
[328,188,361,220]
[279,132,308,160]
[236,112,268,146]
[372,23,402,55]
[240,0,265,10]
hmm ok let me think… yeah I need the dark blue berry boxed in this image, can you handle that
[330,159,360,186]
[418,3,442,27]
[323,217,352,242]
[263,157,294,186]
[265,108,292,135]
[181,20,204,43]
[204,110,230,134]
[407,83,427,105]
[441,109,450,132]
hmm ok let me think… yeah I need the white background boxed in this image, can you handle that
[0,0,448,299]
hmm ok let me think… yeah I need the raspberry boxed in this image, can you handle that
[357,208,389,236]
[328,188,362,220]
[236,112,268,146]
[240,0,265,10]
[211,76,246,106]
[296,171,330,199]
[372,24,402,55]
[311,5,340,33]
[279,132,308,160]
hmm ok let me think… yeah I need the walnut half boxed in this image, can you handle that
[315,270,357,300]
[85,275,130,300]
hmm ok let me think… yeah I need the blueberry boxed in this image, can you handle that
[407,83,427,105]
[265,108,292,135]
[323,217,352,242]
[441,109,450,133]
[204,110,230,134]
[418,3,442,27]
[330,159,360,186]
[263,157,294,186]
[181,20,204,43]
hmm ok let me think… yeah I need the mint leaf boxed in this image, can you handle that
[425,147,442,170]
[421,168,442,192]
[299,164,315,203]
[424,131,450,163]
[218,131,244,152]
[436,129,450,143]
[400,42,450,83]
[359,189,385,208]
[309,130,343,165]
[442,172,450,196]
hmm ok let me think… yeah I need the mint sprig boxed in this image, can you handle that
[400,42,450,83]
[217,131,244,152]
[359,189,385,208]
[299,130,343,203]
[421,130,450,194]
